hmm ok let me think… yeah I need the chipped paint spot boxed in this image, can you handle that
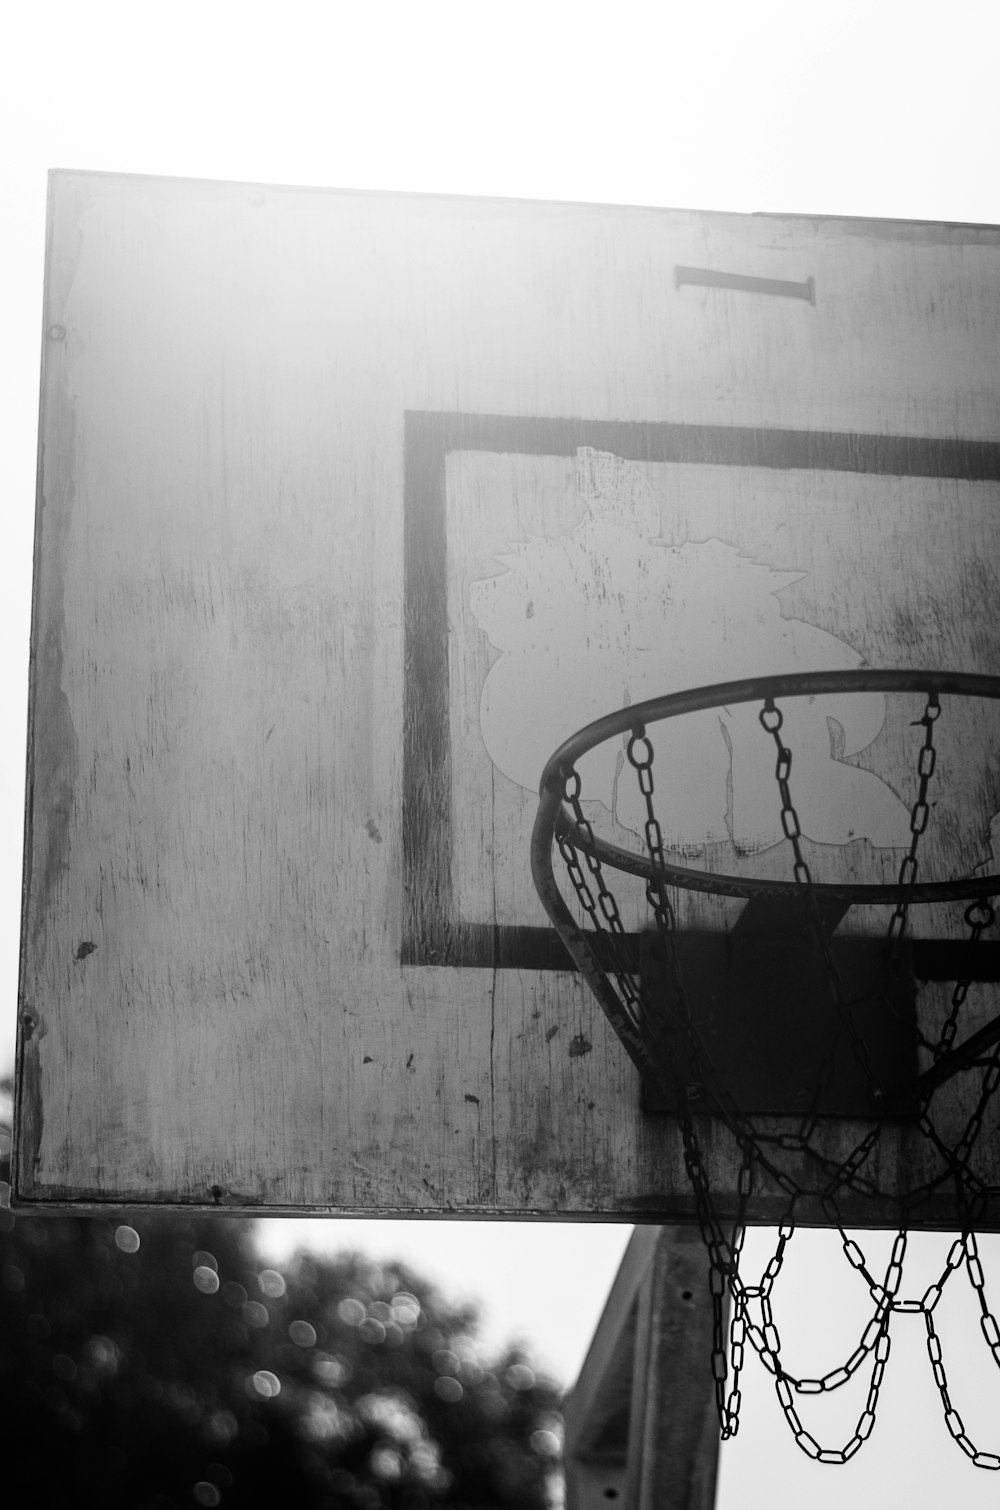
[363,1056,374,1064]
[365,818,382,843]
[464,1093,480,1105]
[569,1034,593,1058]
[75,941,97,961]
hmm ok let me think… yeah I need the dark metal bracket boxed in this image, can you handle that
[639,925,918,1120]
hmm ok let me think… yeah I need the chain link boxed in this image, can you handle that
[551,691,1000,1466]
[758,698,886,1109]
[887,694,941,946]
[936,901,997,1060]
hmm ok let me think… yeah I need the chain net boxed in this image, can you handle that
[551,689,1000,1466]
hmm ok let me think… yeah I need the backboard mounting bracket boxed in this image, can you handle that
[638,928,919,1120]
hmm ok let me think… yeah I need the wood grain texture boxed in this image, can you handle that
[14,171,1000,1222]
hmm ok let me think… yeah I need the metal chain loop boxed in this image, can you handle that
[758,697,885,1109]
[936,900,997,1060]
[887,693,941,947]
[545,684,1000,1466]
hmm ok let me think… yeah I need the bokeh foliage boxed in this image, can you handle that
[0,1092,562,1508]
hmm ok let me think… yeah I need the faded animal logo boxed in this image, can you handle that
[469,448,911,856]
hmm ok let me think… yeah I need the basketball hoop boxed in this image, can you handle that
[532,668,1000,1466]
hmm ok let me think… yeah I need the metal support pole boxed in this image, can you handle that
[564,1226,723,1509]
[624,1226,723,1509]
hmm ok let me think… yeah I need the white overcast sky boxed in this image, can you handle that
[3,3,1000,1505]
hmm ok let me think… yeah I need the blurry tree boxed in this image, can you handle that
[0,1082,562,1509]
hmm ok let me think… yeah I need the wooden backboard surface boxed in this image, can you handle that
[15,170,1000,1221]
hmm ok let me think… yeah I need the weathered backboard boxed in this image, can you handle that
[15,170,1000,1222]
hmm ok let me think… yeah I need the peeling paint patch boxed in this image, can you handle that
[545,1026,559,1042]
[464,1093,480,1105]
[365,818,382,843]
[569,1034,593,1058]
[75,941,97,961]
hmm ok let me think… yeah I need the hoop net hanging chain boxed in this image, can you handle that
[759,691,997,1221]
[887,693,942,947]
[937,899,997,1062]
[545,682,1000,1466]
[756,689,996,1222]
[748,690,1000,1464]
[759,697,885,1111]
